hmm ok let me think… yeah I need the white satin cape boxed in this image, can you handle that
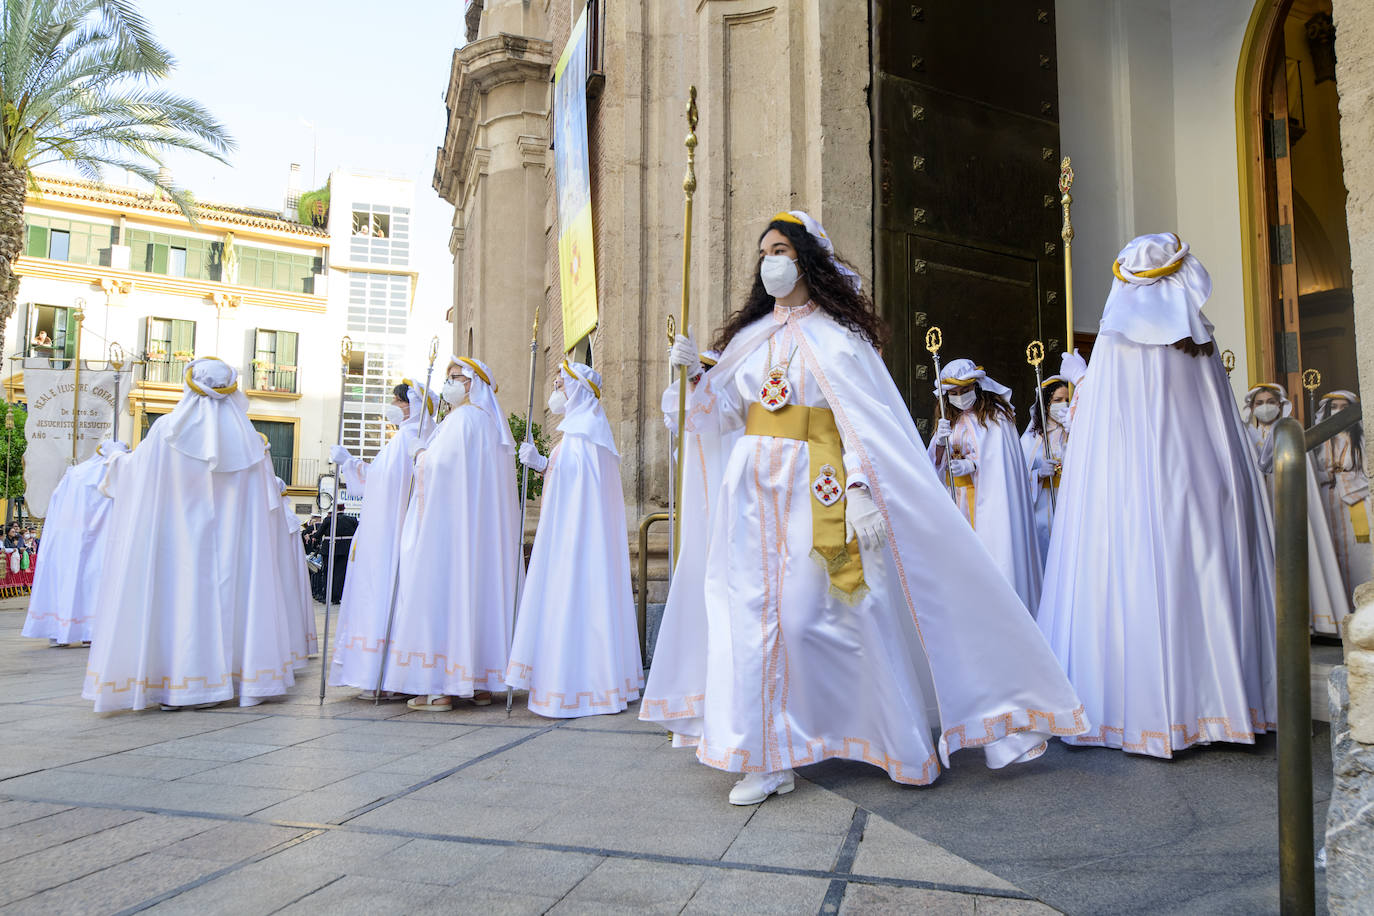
[1019,424,1068,565]
[23,445,126,644]
[640,307,1086,784]
[380,403,520,697]
[1035,332,1277,757]
[83,421,299,711]
[329,415,427,690]
[928,410,1043,610]
[273,492,316,664]
[505,434,644,716]
[1247,418,1351,635]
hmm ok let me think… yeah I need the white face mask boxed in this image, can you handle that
[383,403,406,426]
[949,389,977,410]
[1049,402,1071,426]
[1253,403,1281,424]
[760,255,800,298]
[442,377,468,407]
[547,389,567,415]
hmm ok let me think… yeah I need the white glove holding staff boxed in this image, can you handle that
[669,333,703,380]
[330,444,352,466]
[519,441,548,473]
[949,457,976,478]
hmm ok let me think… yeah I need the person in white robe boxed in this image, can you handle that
[1019,377,1072,563]
[381,356,520,711]
[22,440,129,646]
[928,359,1043,610]
[1313,390,1374,603]
[329,379,434,699]
[1036,232,1277,758]
[1241,383,1350,635]
[506,360,644,717]
[272,477,316,664]
[83,358,300,711]
[644,210,1085,805]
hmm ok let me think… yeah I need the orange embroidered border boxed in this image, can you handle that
[1066,707,1277,756]
[693,734,941,786]
[639,693,706,721]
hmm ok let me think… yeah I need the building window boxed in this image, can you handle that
[139,408,170,442]
[24,305,76,364]
[251,329,299,393]
[23,215,116,266]
[144,317,196,384]
[125,228,223,281]
[235,245,320,294]
[349,205,409,266]
[252,419,297,484]
[352,211,391,238]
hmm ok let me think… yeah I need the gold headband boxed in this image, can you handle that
[183,362,238,397]
[1113,237,1187,283]
[1041,377,1074,394]
[455,357,496,391]
[771,211,804,226]
[398,377,437,416]
[561,360,601,399]
[942,366,985,387]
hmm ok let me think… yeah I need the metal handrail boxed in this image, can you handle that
[1274,416,1315,915]
[1305,404,1360,452]
[635,511,671,668]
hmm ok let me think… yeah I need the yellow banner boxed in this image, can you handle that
[553,10,598,352]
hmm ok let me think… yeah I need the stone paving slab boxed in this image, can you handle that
[0,604,1106,914]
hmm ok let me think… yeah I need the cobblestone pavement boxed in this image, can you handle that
[0,601,1054,915]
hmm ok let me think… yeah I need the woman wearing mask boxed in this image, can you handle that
[505,360,643,717]
[1313,391,1374,605]
[1243,383,1349,635]
[642,210,1083,805]
[329,380,434,699]
[929,359,1043,610]
[380,357,520,711]
[1020,377,1072,564]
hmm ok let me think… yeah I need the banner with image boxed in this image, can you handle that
[553,8,598,353]
[23,362,133,516]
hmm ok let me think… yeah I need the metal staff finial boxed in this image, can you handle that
[1303,368,1322,421]
[340,336,352,364]
[1027,340,1058,513]
[1026,340,1045,368]
[672,85,700,565]
[925,327,942,355]
[925,326,954,497]
[1222,349,1236,378]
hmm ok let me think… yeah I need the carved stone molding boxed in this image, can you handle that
[209,291,242,311]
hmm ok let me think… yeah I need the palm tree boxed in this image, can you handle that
[0,0,234,355]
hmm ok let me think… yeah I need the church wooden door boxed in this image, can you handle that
[872,0,1067,435]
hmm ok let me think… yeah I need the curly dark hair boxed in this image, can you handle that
[1026,379,1071,436]
[947,387,1015,428]
[711,217,887,353]
[392,382,410,402]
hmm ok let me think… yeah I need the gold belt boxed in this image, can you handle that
[1351,499,1370,543]
[953,473,975,529]
[745,403,865,600]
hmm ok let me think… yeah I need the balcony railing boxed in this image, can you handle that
[251,365,299,394]
[271,456,319,488]
[143,355,191,384]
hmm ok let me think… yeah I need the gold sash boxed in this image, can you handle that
[1351,500,1370,543]
[745,403,866,601]
[953,474,975,528]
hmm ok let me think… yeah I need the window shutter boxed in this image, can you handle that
[171,319,195,355]
[25,225,47,258]
[277,331,297,367]
[151,244,169,275]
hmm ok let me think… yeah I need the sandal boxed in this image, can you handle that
[358,690,410,702]
[407,694,453,712]
[470,691,493,707]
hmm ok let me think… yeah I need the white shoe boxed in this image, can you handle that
[728,769,795,805]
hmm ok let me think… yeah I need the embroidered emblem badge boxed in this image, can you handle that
[759,368,791,412]
[813,464,842,506]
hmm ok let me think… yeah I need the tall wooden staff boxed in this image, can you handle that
[1302,368,1322,423]
[672,86,699,564]
[1026,340,1057,513]
[666,314,677,575]
[926,327,954,498]
[1060,158,1076,349]
[373,337,441,704]
[507,309,539,714]
[318,336,352,704]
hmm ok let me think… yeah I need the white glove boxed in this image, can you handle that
[1029,452,1055,479]
[330,445,352,466]
[519,441,548,473]
[949,457,976,477]
[669,334,703,379]
[845,485,886,550]
[935,418,952,442]
[406,438,426,462]
[1061,349,1088,386]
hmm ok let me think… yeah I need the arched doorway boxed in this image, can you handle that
[1238,0,1353,420]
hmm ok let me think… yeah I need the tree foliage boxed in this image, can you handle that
[507,412,550,502]
[0,401,27,501]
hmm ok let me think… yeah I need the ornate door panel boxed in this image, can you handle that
[873,0,1065,433]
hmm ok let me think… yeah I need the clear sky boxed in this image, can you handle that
[82,0,464,367]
